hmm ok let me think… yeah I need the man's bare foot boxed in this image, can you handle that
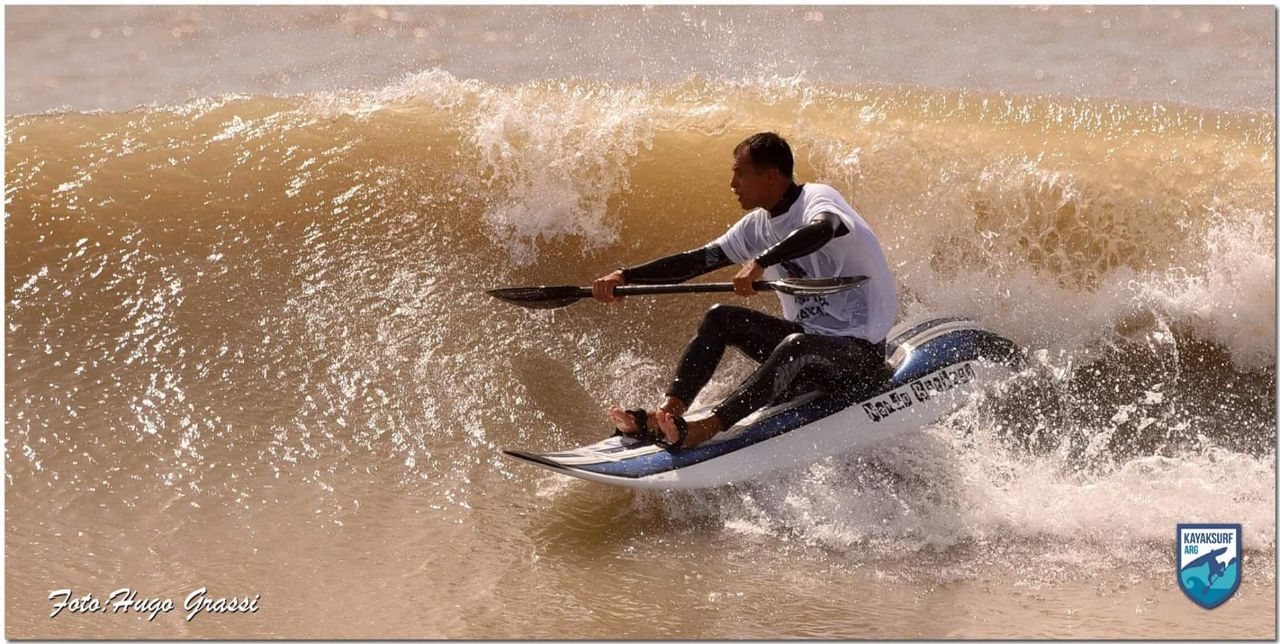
[608,406,653,436]
[654,410,725,449]
[609,398,688,438]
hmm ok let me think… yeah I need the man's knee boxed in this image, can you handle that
[700,303,747,331]
[772,332,814,358]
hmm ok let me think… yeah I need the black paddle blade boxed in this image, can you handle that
[485,285,587,309]
[771,276,868,296]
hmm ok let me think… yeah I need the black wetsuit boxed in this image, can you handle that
[620,183,888,428]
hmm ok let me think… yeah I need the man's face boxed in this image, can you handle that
[730,147,775,210]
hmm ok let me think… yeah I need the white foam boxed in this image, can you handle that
[668,392,1275,570]
[465,82,659,264]
[1143,206,1275,371]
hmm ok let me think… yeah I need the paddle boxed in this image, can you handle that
[486,276,867,310]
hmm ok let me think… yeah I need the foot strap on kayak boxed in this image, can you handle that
[656,415,688,450]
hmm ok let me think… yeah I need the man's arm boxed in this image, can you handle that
[592,245,734,302]
[731,211,848,296]
[754,211,848,268]
[621,245,734,284]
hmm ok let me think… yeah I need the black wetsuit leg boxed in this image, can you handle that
[711,334,887,427]
[665,304,802,407]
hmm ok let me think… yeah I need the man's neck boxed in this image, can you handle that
[767,182,803,217]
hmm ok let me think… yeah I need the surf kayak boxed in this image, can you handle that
[504,316,1023,489]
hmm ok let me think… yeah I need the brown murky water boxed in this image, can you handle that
[6,5,1275,639]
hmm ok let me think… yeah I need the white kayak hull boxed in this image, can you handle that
[504,317,1023,490]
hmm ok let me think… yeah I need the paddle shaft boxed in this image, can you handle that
[579,281,779,298]
[485,276,865,309]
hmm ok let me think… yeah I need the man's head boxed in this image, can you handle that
[730,132,794,210]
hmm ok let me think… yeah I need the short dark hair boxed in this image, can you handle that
[734,132,793,178]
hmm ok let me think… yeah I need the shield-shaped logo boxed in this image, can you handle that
[1177,523,1242,609]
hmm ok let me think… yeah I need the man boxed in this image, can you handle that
[593,132,897,449]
